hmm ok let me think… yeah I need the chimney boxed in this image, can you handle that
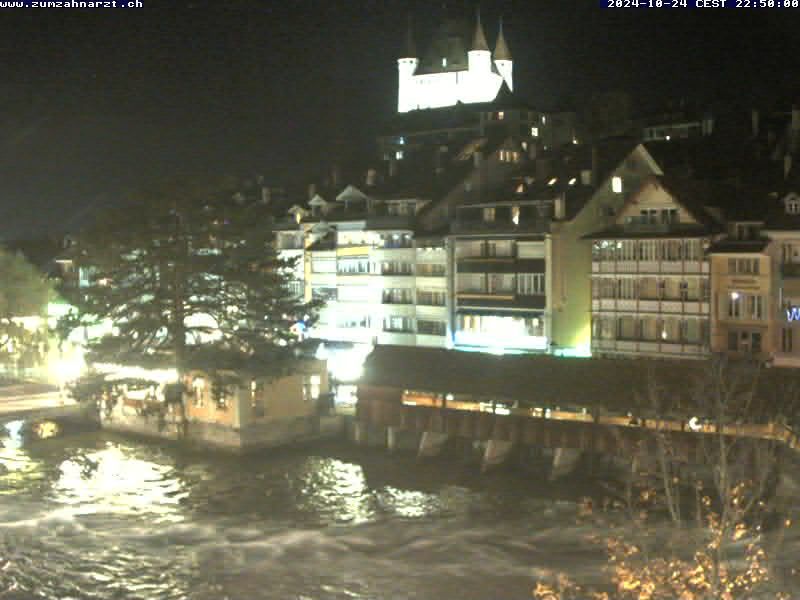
[751,109,759,138]
[785,154,793,180]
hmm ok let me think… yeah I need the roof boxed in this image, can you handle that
[358,345,800,418]
[471,14,489,52]
[707,239,770,254]
[493,20,511,61]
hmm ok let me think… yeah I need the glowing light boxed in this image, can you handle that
[95,364,178,385]
[568,177,576,185]
[688,416,702,432]
[612,176,623,194]
[787,307,800,322]
[548,177,557,186]
[731,291,740,301]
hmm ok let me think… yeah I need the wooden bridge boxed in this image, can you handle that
[356,386,800,468]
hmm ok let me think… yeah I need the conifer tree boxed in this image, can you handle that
[58,178,320,381]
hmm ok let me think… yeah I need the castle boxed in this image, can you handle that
[397,14,513,113]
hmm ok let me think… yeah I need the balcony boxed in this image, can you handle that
[452,219,549,235]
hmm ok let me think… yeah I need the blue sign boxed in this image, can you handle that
[786,307,800,322]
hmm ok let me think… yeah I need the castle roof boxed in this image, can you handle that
[494,19,511,61]
[471,13,490,52]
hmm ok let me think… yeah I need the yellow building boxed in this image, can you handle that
[708,240,773,359]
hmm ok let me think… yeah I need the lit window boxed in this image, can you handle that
[442,57,447,67]
[548,177,557,186]
[787,199,800,215]
[612,176,623,194]
[531,127,539,137]
[541,115,547,124]
[395,150,404,160]
[497,111,505,120]
[512,205,520,225]
[568,177,576,186]
[482,207,496,222]
[516,183,525,193]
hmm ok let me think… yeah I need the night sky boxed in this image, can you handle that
[0,0,796,239]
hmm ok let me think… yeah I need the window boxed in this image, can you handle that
[381,261,412,275]
[416,289,446,306]
[312,286,337,302]
[192,377,205,408]
[728,293,742,318]
[395,150,404,160]
[338,257,370,274]
[382,288,413,304]
[660,208,678,224]
[531,126,539,137]
[518,273,545,295]
[617,278,636,299]
[383,316,414,333]
[417,320,446,336]
[441,57,447,68]
[303,375,321,403]
[612,176,623,194]
[782,328,793,353]
[787,198,800,215]
[512,205,520,225]
[497,111,504,120]
[416,264,446,277]
[752,332,762,353]
[748,295,763,320]
[482,207,496,222]
[728,258,759,275]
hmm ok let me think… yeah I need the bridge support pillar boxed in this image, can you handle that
[550,447,583,481]
[351,422,386,447]
[418,431,449,458]
[387,426,420,452]
[481,439,514,473]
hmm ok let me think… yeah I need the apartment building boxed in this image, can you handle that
[275,184,449,350]
[589,177,724,359]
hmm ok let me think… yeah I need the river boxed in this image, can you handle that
[0,422,798,599]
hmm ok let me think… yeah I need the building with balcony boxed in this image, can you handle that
[588,177,728,359]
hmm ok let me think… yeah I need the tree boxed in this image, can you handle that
[0,248,52,374]
[57,177,321,385]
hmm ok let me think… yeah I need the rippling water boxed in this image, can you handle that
[0,421,798,599]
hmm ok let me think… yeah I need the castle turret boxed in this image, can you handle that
[397,17,419,113]
[493,18,513,91]
[467,12,491,77]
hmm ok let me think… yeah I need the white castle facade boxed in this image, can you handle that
[397,15,513,113]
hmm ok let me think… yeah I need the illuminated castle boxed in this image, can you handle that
[397,14,513,113]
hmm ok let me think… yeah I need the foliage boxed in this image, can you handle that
[57,177,322,379]
[0,248,53,369]
[534,357,799,599]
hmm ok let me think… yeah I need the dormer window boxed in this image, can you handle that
[787,198,800,215]
[531,127,539,137]
[395,150,404,160]
[612,176,623,194]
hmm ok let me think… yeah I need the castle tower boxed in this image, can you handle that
[467,12,491,78]
[493,18,513,91]
[397,18,419,113]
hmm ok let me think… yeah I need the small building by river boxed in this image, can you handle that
[100,359,342,451]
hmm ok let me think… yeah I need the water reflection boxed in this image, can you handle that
[55,443,187,518]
